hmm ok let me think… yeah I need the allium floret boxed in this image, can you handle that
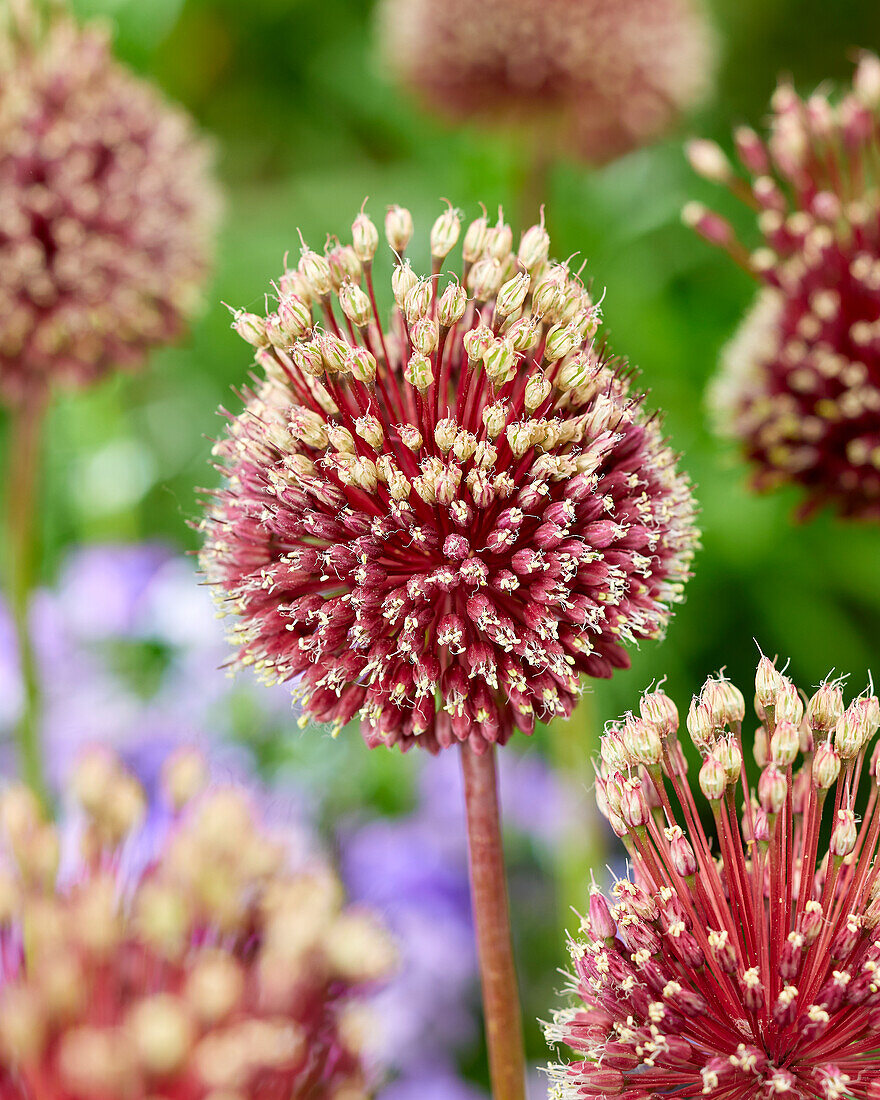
[0,2,219,397]
[377,0,716,165]
[0,748,393,1099]
[200,203,698,753]
[688,53,880,519]
[546,660,880,1099]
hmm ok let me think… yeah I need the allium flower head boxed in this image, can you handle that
[377,0,715,165]
[0,1,219,398]
[0,748,393,1099]
[546,659,880,1099]
[200,203,697,753]
[688,53,880,519]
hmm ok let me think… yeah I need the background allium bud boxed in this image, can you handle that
[0,6,219,398]
[548,659,880,1100]
[201,202,698,754]
[377,0,716,165]
[0,751,392,1100]
[693,54,880,519]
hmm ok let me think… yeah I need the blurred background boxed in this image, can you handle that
[9,0,880,1094]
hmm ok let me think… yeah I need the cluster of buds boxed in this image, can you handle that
[377,0,715,165]
[0,1,218,398]
[547,658,880,1099]
[201,201,697,753]
[0,748,393,1099]
[687,53,880,519]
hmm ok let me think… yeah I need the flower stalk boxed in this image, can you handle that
[460,742,526,1100]
[6,382,48,806]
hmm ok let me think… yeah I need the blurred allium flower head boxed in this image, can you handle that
[0,747,393,1099]
[377,0,715,165]
[688,53,880,519]
[546,658,880,1099]
[200,203,697,753]
[0,0,219,398]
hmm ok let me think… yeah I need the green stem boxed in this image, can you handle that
[7,383,48,806]
[460,742,526,1100]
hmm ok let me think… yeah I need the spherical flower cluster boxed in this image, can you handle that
[200,202,698,754]
[377,0,715,165]
[0,749,393,1100]
[687,53,880,519]
[0,3,219,399]
[546,658,880,1100]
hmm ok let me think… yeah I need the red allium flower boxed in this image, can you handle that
[200,203,698,754]
[546,658,880,1100]
[377,0,715,165]
[687,53,880,520]
[0,748,393,1100]
[0,3,219,399]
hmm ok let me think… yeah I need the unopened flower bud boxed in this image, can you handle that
[483,339,517,386]
[161,749,208,812]
[496,272,530,317]
[347,346,377,384]
[622,716,663,767]
[462,215,490,263]
[620,781,650,830]
[812,740,841,789]
[404,353,433,391]
[391,261,419,308]
[543,322,579,363]
[687,139,733,183]
[699,754,726,801]
[482,402,508,438]
[770,720,799,767]
[523,371,551,412]
[588,892,616,941]
[834,709,863,760]
[404,278,433,323]
[756,656,783,708]
[758,764,787,815]
[775,680,804,727]
[640,689,679,738]
[438,283,467,327]
[338,282,373,328]
[298,247,332,297]
[830,808,857,858]
[468,257,503,301]
[430,206,461,259]
[352,210,379,263]
[518,220,550,270]
[807,681,845,735]
[277,294,312,340]
[668,828,698,877]
[411,317,439,355]
[753,724,769,767]
[716,737,743,785]
[232,311,267,347]
[687,698,716,751]
[385,205,413,253]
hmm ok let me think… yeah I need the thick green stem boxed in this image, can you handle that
[7,384,48,805]
[460,742,526,1100]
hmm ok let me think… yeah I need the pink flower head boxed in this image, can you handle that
[0,2,219,399]
[200,203,698,753]
[0,748,394,1099]
[546,659,880,1099]
[377,0,715,165]
[688,53,880,519]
